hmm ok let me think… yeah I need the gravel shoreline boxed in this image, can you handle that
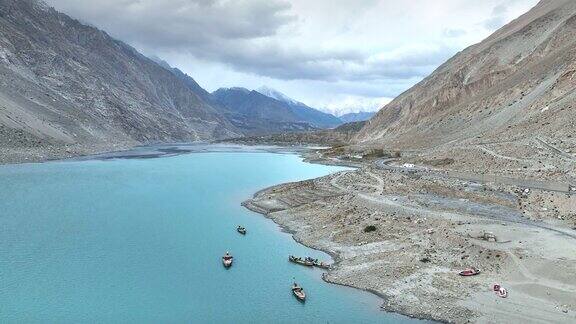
[0,142,136,165]
[242,196,441,323]
[242,158,576,323]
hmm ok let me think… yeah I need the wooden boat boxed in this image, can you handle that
[306,257,331,269]
[497,287,508,298]
[313,261,331,269]
[289,255,314,266]
[237,226,247,235]
[459,268,480,276]
[292,283,306,302]
[222,252,233,268]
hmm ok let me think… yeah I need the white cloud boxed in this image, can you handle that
[323,96,392,117]
[44,0,539,115]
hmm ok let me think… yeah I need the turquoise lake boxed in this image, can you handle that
[0,146,422,323]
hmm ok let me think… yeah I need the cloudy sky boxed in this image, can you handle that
[45,0,538,116]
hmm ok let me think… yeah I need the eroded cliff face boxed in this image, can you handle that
[0,0,239,162]
[356,0,576,150]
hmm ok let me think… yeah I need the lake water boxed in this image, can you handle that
[0,146,422,323]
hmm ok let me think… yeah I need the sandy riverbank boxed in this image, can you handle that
[243,160,576,323]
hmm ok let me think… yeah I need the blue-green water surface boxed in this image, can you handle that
[0,149,421,323]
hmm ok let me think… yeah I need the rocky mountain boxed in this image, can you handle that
[151,58,342,134]
[339,111,376,123]
[0,0,239,163]
[357,0,576,157]
[212,87,335,135]
[150,56,214,104]
[256,87,342,128]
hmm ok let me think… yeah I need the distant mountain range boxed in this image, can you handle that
[151,57,345,135]
[148,61,376,133]
[211,87,318,135]
[256,87,342,129]
[212,86,378,134]
[0,0,378,162]
[338,111,376,123]
[142,57,380,135]
[210,86,343,135]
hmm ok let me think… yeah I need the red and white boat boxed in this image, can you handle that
[459,268,481,276]
[222,252,233,268]
[497,287,508,298]
[493,284,508,298]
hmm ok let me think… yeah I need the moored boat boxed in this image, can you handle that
[222,252,233,268]
[305,257,331,269]
[292,283,306,302]
[289,255,314,266]
[237,226,247,235]
[493,284,508,298]
[314,261,331,269]
[459,268,480,276]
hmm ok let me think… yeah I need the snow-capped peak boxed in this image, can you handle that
[256,86,301,106]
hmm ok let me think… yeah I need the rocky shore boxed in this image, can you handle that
[243,154,576,323]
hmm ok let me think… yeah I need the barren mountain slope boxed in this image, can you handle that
[357,0,576,158]
[211,87,319,135]
[0,0,239,163]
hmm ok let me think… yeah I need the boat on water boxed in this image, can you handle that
[305,257,331,269]
[222,252,234,268]
[237,226,247,235]
[459,268,480,276]
[313,261,331,269]
[292,283,306,302]
[289,255,314,266]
